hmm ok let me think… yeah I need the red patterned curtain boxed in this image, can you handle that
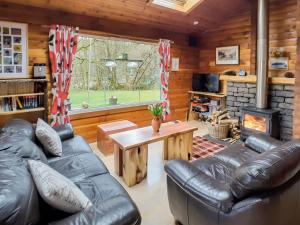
[49,25,79,126]
[159,39,171,121]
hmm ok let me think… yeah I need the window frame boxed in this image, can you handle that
[70,33,162,115]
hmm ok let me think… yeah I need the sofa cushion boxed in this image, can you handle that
[192,156,236,184]
[28,160,92,214]
[0,152,40,225]
[47,136,93,162]
[245,133,282,153]
[0,133,48,164]
[231,140,300,199]
[36,119,62,157]
[2,119,35,141]
[75,174,130,206]
[49,153,108,182]
[214,144,259,168]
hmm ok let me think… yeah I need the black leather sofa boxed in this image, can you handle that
[165,134,300,225]
[0,119,141,225]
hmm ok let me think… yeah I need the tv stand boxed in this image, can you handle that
[187,91,227,121]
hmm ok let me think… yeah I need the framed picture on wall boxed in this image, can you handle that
[269,57,289,70]
[0,21,28,79]
[216,45,239,65]
[171,58,179,71]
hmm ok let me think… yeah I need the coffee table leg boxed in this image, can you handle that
[114,144,123,176]
[166,132,193,160]
[123,145,148,187]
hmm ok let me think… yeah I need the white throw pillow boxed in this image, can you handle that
[35,118,62,156]
[28,160,92,213]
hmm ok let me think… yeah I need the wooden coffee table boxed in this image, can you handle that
[109,122,198,187]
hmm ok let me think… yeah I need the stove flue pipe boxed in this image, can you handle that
[256,0,269,109]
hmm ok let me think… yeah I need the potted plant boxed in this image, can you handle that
[148,103,163,133]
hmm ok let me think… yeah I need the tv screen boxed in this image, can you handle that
[192,73,220,93]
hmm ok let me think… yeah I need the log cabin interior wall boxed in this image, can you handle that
[199,0,297,77]
[0,2,199,142]
[293,0,300,138]
[0,0,299,141]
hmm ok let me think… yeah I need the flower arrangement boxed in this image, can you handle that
[148,103,163,118]
[148,103,163,133]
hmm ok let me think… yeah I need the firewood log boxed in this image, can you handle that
[218,119,239,125]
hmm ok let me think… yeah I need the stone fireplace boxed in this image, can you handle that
[226,82,294,141]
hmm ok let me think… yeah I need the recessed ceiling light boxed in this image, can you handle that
[193,21,199,25]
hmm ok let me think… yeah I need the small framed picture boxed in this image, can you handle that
[4,49,12,57]
[216,46,240,65]
[14,53,22,65]
[171,58,180,71]
[3,27,9,34]
[3,36,12,48]
[16,66,22,73]
[4,57,12,65]
[269,57,289,70]
[11,28,21,35]
[4,66,14,73]
[13,45,22,52]
[13,36,22,44]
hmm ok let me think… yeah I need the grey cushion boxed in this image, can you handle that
[35,118,62,156]
[28,160,92,213]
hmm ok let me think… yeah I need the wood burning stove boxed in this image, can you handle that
[240,0,281,140]
[241,106,280,140]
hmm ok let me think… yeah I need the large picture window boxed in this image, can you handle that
[70,35,161,110]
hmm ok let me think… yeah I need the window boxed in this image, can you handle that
[70,35,161,110]
[151,0,204,13]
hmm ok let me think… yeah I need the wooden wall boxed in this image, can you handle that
[293,0,300,138]
[199,0,297,77]
[0,2,199,142]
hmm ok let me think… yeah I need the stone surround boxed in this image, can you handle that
[226,82,294,141]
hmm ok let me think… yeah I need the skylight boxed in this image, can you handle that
[152,0,204,13]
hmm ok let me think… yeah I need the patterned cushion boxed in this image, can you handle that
[35,118,62,156]
[28,160,92,213]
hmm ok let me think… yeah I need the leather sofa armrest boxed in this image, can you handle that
[245,133,282,153]
[165,160,234,213]
[53,123,74,141]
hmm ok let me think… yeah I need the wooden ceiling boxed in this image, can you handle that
[1,0,250,34]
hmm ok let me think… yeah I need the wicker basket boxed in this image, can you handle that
[207,123,229,140]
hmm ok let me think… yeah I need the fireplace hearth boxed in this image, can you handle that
[241,106,280,140]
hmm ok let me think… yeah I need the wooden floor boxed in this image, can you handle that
[90,120,208,225]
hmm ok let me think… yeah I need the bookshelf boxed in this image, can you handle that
[0,79,48,125]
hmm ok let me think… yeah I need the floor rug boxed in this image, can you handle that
[191,136,226,161]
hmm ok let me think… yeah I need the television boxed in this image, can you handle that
[192,73,220,93]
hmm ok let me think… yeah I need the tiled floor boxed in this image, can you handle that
[90,120,208,225]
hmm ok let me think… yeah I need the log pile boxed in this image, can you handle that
[207,108,241,143]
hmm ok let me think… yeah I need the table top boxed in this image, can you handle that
[98,120,137,133]
[109,121,198,150]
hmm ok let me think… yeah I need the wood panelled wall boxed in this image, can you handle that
[199,0,297,77]
[293,0,300,138]
[199,11,252,74]
[0,2,199,143]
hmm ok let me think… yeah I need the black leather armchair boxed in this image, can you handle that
[165,134,300,225]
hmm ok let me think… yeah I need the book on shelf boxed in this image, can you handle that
[0,95,44,112]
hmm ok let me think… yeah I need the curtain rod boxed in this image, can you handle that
[42,25,175,45]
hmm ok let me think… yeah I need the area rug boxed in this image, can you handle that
[191,136,226,161]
